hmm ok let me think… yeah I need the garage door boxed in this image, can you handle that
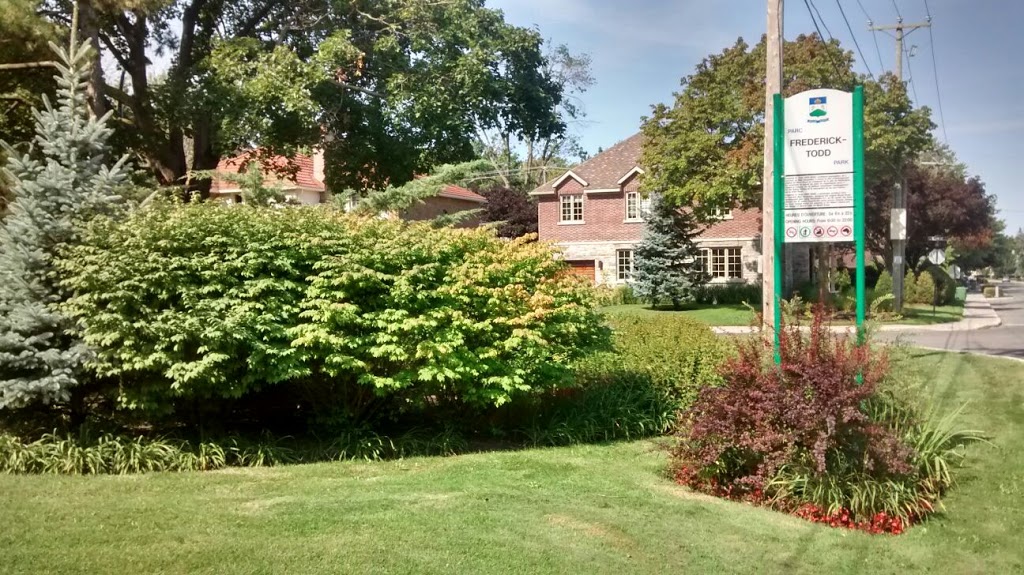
[565,260,596,282]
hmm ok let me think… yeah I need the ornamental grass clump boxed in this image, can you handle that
[671,309,983,534]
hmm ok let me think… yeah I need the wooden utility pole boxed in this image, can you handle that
[763,0,784,329]
[870,17,930,311]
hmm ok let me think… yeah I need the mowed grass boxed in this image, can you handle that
[2,351,1022,575]
[603,301,965,327]
[603,303,755,326]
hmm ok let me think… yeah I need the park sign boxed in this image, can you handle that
[770,87,867,347]
[782,89,855,243]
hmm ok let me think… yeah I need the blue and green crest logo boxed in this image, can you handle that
[808,96,828,123]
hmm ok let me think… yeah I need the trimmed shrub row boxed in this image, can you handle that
[57,202,608,418]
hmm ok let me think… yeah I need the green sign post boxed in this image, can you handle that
[772,86,866,352]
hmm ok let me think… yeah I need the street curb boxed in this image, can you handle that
[905,345,1024,364]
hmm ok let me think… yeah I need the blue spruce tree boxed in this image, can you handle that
[632,194,708,309]
[0,25,127,409]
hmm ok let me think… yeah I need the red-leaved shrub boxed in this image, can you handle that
[672,309,924,534]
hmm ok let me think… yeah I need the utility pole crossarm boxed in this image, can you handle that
[868,21,931,32]
[870,17,930,312]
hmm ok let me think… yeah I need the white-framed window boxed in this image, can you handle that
[699,247,742,279]
[616,249,634,281]
[625,192,652,221]
[560,194,584,222]
[710,207,734,220]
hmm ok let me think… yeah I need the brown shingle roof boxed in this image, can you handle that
[439,184,487,204]
[531,133,644,194]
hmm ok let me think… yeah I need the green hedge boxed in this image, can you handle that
[691,283,762,306]
[604,314,727,408]
[58,202,608,416]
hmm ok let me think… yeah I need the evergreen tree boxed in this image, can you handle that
[0,27,127,409]
[632,194,708,309]
[874,269,893,299]
[915,268,938,305]
[903,270,919,305]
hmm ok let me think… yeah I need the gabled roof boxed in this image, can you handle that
[530,132,644,195]
[438,184,487,204]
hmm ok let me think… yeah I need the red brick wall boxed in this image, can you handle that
[537,180,644,243]
[701,208,762,239]
[404,196,482,228]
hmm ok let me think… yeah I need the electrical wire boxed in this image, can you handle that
[803,0,849,80]
[854,0,887,73]
[891,0,902,20]
[923,0,949,143]
[903,44,920,102]
[834,0,876,80]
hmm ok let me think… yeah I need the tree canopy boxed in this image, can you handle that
[640,34,933,226]
[28,0,570,194]
[0,0,62,216]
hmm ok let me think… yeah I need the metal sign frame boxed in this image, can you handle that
[772,86,866,353]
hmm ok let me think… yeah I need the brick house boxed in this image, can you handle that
[211,150,486,225]
[530,133,764,285]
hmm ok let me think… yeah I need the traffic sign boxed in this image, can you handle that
[928,249,946,266]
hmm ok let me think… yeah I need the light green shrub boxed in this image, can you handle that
[58,202,608,415]
[604,314,727,408]
[904,271,919,304]
[914,270,938,305]
[874,269,893,299]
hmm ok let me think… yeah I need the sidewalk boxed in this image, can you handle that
[711,293,1001,335]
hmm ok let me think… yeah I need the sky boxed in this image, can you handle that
[489,0,1024,231]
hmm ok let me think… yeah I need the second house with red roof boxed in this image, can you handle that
[210,149,487,227]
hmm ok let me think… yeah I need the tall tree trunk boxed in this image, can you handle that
[78,0,107,118]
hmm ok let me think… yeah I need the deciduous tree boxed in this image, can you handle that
[33,0,569,196]
[640,33,933,230]
[479,186,538,238]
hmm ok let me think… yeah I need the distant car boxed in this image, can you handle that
[1003,276,1010,283]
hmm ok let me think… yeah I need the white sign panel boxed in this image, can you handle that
[928,249,946,266]
[782,89,854,243]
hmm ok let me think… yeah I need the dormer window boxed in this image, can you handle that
[710,207,734,220]
[560,193,584,222]
[625,192,651,221]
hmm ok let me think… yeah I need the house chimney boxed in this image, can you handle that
[312,148,326,185]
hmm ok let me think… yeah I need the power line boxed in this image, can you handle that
[834,0,875,80]
[891,0,902,19]
[902,44,919,101]
[923,0,949,143]
[802,0,849,80]
[808,0,838,41]
[854,0,887,71]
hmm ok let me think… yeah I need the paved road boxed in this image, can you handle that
[888,282,1024,360]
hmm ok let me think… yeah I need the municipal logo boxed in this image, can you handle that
[808,96,828,123]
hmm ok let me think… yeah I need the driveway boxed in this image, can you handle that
[887,282,1024,360]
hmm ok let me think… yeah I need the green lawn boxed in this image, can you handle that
[603,301,965,327]
[1,350,1022,574]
